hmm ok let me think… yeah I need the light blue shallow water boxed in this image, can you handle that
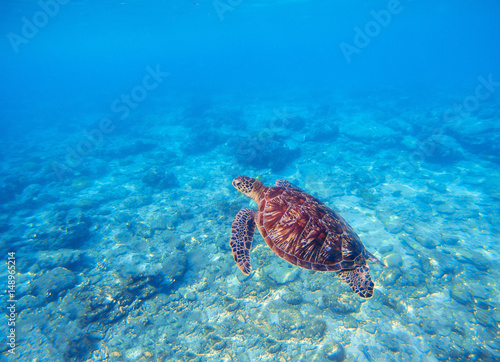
[1,1,499,361]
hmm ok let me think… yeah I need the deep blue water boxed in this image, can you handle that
[1,1,500,361]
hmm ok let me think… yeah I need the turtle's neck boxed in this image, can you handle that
[249,180,266,203]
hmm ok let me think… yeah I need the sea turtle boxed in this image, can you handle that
[230,175,383,298]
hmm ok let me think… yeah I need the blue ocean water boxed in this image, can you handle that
[1,0,500,360]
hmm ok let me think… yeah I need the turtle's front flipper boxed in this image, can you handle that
[230,209,256,275]
[337,265,375,298]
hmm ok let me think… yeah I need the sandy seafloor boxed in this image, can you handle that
[0,89,499,361]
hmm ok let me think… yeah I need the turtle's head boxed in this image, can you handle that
[232,175,264,202]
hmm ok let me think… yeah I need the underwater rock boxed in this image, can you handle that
[385,222,403,234]
[30,267,77,301]
[306,122,339,142]
[184,95,213,119]
[150,215,176,230]
[105,185,131,200]
[378,244,394,254]
[442,234,459,245]
[322,293,361,315]
[212,340,227,352]
[450,282,472,305]
[343,315,358,329]
[341,120,401,148]
[29,208,91,250]
[177,220,195,233]
[0,175,30,204]
[424,135,464,164]
[77,194,106,211]
[383,253,403,268]
[18,183,44,208]
[181,128,224,155]
[474,309,495,328]
[14,325,63,362]
[279,309,303,332]
[356,188,381,207]
[468,281,490,301]
[190,177,208,189]
[226,301,240,312]
[142,168,179,189]
[60,208,92,245]
[421,250,458,280]
[271,113,306,132]
[71,176,94,192]
[265,263,300,285]
[125,221,154,239]
[350,169,381,187]
[451,117,500,163]
[80,158,109,177]
[175,207,195,221]
[427,180,448,193]
[83,288,127,325]
[180,288,197,301]
[487,338,500,359]
[118,140,156,157]
[236,138,300,171]
[121,245,187,290]
[303,318,326,339]
[281,291,303,305]
[456,250,491,271]
[411,224,440,249]
[398,267,425,287]
[436,202,456,215]
[431,336,469,361]
[18,295,45,312]
[379,267,402,287]
[482,174,500,200]
[477,107,497,119]
[364,323,378,334]
[217,199,247,221]
[122,195,153,209]
[320,341,345,362]
[0,215,10,233]
[379,333,400,352]
[35,249,86,271]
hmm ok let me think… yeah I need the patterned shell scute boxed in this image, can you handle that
[258,186,366,271]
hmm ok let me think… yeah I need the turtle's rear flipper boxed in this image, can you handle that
[275,179,304,192]
[366,250,384,267]
[230,209,256,275]
[337,265,375,298]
